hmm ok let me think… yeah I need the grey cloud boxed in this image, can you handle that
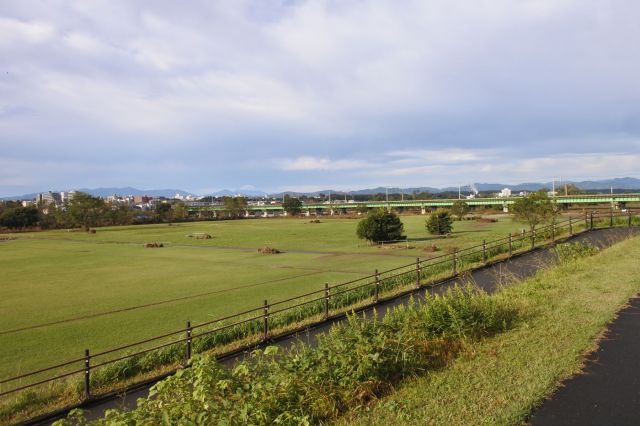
[1,0,640,195]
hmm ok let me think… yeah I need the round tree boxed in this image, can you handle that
[282,195,303,216]
[356,209,405,243]
[426,209,453,235]
[512,190,557,233]
[450,200,470,220]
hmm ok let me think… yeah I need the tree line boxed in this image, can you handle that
[0,192,193,231]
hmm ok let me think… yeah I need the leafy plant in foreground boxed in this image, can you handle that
[56,286,518,425]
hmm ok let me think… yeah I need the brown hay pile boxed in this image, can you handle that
[476,217,498,223]
[258,246,281,254]
[188,233,212,239]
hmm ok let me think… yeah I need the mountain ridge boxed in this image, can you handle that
[2,177,639,200]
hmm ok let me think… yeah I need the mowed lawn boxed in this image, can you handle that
[0,215,524,378]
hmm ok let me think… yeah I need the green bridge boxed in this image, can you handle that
[188,193,640,216]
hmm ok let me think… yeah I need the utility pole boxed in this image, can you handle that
[401,190,404,201]
[552,177,556,197]
[458,186,461,200]
[560,175,567,196]
[385,187,388,203]
[328,190,331,203]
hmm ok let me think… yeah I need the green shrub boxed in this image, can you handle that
[552,241,599,265]
[56,286,517,425]
[356,210,405,243]
[426,209,453,235]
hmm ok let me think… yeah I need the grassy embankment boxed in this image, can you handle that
[346,234,640,425]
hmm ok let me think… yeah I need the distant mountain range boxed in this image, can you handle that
[206,189,269,197]
[274,177,640,197]
[2,177,640,200]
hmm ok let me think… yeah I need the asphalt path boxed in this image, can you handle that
[28,227,638,425]
[529,297,640,426]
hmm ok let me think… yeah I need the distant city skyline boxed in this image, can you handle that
[2,1,640,196]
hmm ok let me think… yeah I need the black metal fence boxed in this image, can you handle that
[1,209,638,419]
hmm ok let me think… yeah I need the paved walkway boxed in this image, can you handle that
[530,296,640,426]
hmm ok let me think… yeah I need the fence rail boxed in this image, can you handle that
[1,210,638,410]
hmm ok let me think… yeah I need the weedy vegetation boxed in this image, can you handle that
[56,285,518,425]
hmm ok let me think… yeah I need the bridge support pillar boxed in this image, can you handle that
[262,210,268,217]
[330,209,335,216]
[283,210,288,217]
[305,210,310,217]
[421,207,426,215]
[245,210,250,218]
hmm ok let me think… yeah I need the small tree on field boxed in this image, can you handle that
[223,196,248,219]
[282,195,303,215]
[172,202,189,222]
[154,203,173,223]
[426,209,453,235]
[511,190,557,233]
[356,209,405,243]
[450,200,470,220]
[66,192,107,230]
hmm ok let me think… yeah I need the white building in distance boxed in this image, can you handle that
[497,188,512,198]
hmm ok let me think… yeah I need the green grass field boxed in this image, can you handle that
[0,215,525,380]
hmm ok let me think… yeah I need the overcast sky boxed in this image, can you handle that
[1,0,639,195]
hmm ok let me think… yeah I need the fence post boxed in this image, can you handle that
[585,212,588,230]
[374,270,380,303]
[521,229,525,240]
[569,216,573,236]
[263,300,269,342]
[551,222,555,244]
[84,349,91,400]
[590,212,594,230]
[415,258,421,288]
[610,208,614,228]
[452,249,457,276]
[629,211,632,228]
[531,230,536,249]
[185,321,192,365]
[508,234,513,257]
[482,240,487,264]
[324,282,330,319]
